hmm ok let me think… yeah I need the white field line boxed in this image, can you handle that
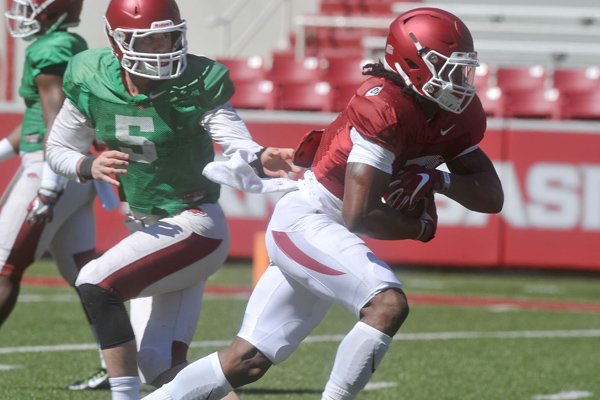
[1,329,600,355]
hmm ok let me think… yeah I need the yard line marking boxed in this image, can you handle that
[19,294,77,302]
[533,390,593,400]
[365,382,398,390]
[2,329,600,355]
[0,364,24,370]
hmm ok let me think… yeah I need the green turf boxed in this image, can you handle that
[1,259,599,399]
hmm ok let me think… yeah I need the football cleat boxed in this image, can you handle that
[66,367,110,390]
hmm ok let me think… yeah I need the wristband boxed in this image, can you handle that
[79,155,95,181]
[0,138,17,161]
[249,147,268,178]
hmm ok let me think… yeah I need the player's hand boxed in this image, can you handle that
[415,194,438,243]
[26,188,61,224]
[383,165,446,211]
[259,147,302,178]
[91,150,129,186]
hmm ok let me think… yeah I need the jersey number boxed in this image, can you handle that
[115,115,158,164]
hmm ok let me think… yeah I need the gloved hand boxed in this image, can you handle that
[26,188,61,224]
[415,194,438,243]
[383,165,450,211]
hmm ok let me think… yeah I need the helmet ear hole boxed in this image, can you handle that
[405,59,419,70]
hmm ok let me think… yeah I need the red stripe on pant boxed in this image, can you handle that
[99,233,223,300]
[0,219,45,279]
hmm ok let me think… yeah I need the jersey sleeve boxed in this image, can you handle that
[344,86,407,157]
[26,33,86,78]
[61,52,94,120]
[197,59,235,110]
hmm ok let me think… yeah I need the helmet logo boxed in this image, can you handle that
[385,44,394,55]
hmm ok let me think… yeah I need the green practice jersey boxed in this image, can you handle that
[19,31,87,153]
[63,48,235,216]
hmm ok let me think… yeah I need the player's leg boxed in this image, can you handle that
[47,181,110,390]
[265,191,407,400]
[0,154,43,326]
[76,204,229,399]
[130,283,203,387]
[143,264,332,400]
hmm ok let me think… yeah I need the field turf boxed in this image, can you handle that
[1,259,599,399]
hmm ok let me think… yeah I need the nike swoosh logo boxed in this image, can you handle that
[409,173,430,205]
[440,124,455,136]
[149,90,167,100]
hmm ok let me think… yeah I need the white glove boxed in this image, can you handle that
[27,187,61,224]
[203,149,298,193]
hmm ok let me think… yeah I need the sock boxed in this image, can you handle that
[322,322,392,400]
[98,348,107,369]
[109,376,141,400]
[147,352,232,400]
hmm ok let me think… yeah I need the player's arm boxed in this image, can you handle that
[443,147,503,213]
[343,162,430,241]
[46,99,127,186]
[0,128,21,161]
[342,128,435,241]
[201,103,299,177]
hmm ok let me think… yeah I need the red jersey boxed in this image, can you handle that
[311,76,486,200]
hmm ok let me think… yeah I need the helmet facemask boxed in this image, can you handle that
[107,19,188,80]
[5,0,43,39]
[420,49,478,114]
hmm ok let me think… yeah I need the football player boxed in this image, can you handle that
[143,7,504,400]
[1,0,110,391]
[45,0,298,398]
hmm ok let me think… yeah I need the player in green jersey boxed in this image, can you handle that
[1,0,111,391]
[46,0,298,398]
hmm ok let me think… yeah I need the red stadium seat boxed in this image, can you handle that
[502,88,561,120]
[552,66,600,92]
[274,81,333,112]
[496,65,548,92]
[217,56,266,82]
[324,56,373,86]
[267,55,326,84]
[478,87,504,118]
[474,63,492,92]
[229,80,275,110]
[560,90,600,120]
[330,82,358,112]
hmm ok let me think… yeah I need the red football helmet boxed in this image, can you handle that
[5,0,83,39]
[384,7,478,114]
[104,0,188,80]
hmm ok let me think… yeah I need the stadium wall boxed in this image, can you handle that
[1,111,599,272]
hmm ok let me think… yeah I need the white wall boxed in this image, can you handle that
[1,0,319,104]
[74,0,318,58]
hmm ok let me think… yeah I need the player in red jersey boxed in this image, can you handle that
[144,8,503,400]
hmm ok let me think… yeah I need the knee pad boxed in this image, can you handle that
[77,283,134,349]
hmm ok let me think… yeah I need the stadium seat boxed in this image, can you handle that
[324,56,373,86]
[478,87,504,118]
[217,56,266,82]
[552,66,600,92]
[496,65,548,92]
[274,81,333,112]
[560,90,600,120]
[267,55,326,84]
[502,88,561,119]
[474,63,492,92]
[330,82,358,112]
[229,80,275,110]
